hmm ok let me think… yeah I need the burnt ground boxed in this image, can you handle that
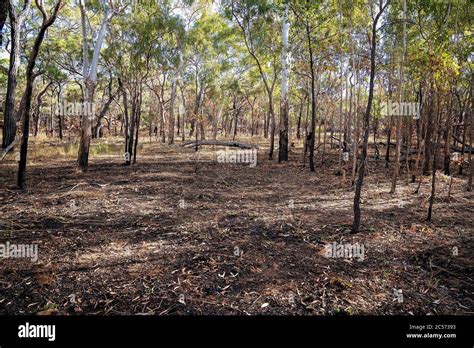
[0,136,473,315]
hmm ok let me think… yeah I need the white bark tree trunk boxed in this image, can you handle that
[77,0,112,172]
[278,1,290,162]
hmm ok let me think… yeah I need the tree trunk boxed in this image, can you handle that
[233,99,238,141]
[180,86,186,142]
[443,94,453,175]
[263,108,268,138]
[352,0,388,233]
[120,79,130,165]
[132,89,142,164]
[278,2,290,163]
[296,95,305,140]
[390,0,406,193]
[18,0,62,188]
[0,0,8,46]
[427,90,442,221]
[268,95,275,160]
[306,23,316,172]
[2,1,31,150]
[423,86,435,175]
[127,93,136,164]
[168,77,177,145]
[468,74,473,191]
[57,84,63,139]
[33,82,52,137]
[159,100,165,143]
[77,80,94,171]
[77,1,111,172]
[93,79,114,139]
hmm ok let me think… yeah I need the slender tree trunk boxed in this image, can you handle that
[120,80,131,165]
[468,74,473,191]
[0,0,8,47]
[250,104,255,136]
[278,2,290,162]
[296,95,305,140]
[263,108,268,138]
[200,113,205,141]
[268,94,276,160]
[352,0,389,233]
[180,86,186,142]
[133,89,142,164]
[232,97,238,141]
[33,82,51,136]
[57,84,63,140]
[385,65,395,167]
[385,104,392,166]
[338,58,344,172]
[176,103,180,137]
[306,23,317,172]
[168,77,177,145]
[3,1,31,150]
[351,94,360,186]
[127,92,137,163]
[93,79,114,138]
[423,85,435,175]
[390,0,406,193]
[18,0,62,188]
[459,112,468,175]
[159,99,165,143]
[443,95,453,175]
[427,90,442,221]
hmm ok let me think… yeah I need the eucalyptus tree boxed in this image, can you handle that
[107,1,177,163]
[143,4,184,144]
[185,8,234,145]
[165,13,185,145]
[290,0,336,172]
[32,37,70,138]
[278,0,290,162]
[77,0,125,172]
[352,0,390,233]
[0,0,8,46]
[226,0,281,160]
[92,71,117,138]
[241,70,264,137]
[390,0,407,193]
[2,0,31,150]
[17,0,64,188]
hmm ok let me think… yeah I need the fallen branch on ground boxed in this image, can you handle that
[0,137,18,162]
[180,140,259,149]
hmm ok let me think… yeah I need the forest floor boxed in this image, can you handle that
[0,135,473,315]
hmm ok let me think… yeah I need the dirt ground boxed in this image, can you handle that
[0,136,473,315]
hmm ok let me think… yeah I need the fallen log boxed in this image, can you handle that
[329,135,350,151]
[378,141,396,147]
[451,134,474,152]
[452,145,474,154]
[0,137,18,162]
[180,140,259,149]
